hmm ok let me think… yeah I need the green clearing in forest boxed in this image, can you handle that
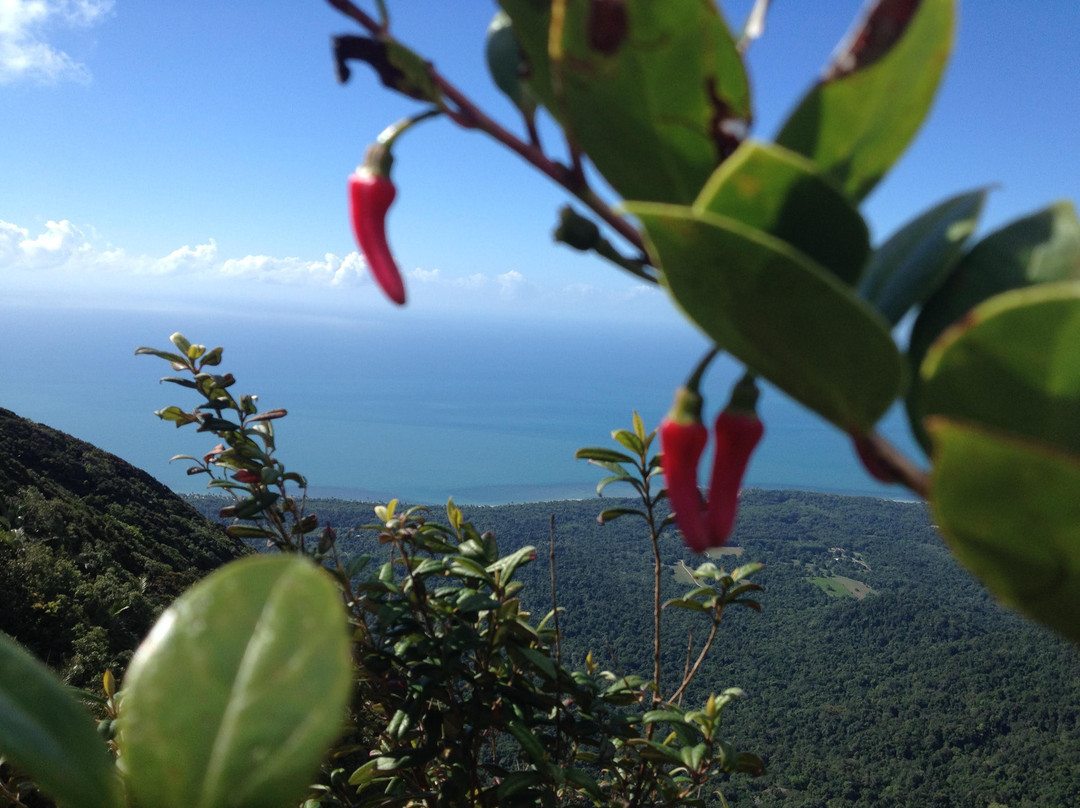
[808,575,874,599]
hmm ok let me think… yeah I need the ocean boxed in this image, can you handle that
[0,301,922,505]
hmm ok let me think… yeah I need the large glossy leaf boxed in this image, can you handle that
[0,633,122,808]
[117,555,353,808]
[499,0,750,203]
[921,283,1080,457]
[906,201,1080,451]
[627,202,902,430]
[694,140,870,285]
[857,187,987,325]
[776,0,954,201]
[928,417,1080,644]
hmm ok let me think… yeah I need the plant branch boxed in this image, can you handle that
[668,617,720,704]
[325,0,649,261]
[858,430,931,500]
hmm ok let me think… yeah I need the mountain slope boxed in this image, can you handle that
[0,407,249,685]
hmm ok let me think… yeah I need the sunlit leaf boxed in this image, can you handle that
[694,140,870,285]
[575,446,635,464]
[776,0,954,201]
[499,0,750,203]
[921,283,1080,456]
[117,555,353,808]
[0,633,122,808]
[628,202,901,430]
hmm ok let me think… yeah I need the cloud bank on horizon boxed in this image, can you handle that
[0,217,660,316]
[0,0,113,84]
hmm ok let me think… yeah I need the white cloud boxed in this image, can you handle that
[0,217,667,321]
[0,0,114,85]
[0,219,373,288]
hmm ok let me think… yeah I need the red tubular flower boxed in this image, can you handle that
[659,386,710,553]
[349,147,406,306]
[661,369,764,553]
[704,408,764,545]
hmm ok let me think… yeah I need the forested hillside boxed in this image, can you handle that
[0,409,249,685]
[190,489,1080,807]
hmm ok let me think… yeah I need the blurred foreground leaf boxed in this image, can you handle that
[858,187,988,325]
[929,418,1080,644]
[777,0,955,201]
[694,140,870,285]
[117,555,352,808]
[0,633,121,808]
[908,201,1080,450]
[629,201,901,431]
[499,0,750,203]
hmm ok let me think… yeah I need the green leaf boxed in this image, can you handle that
[628,202,901,430]
[506,721,547,765]
[642,709,685,725]
[858,187,988,324]
[170,332,192,355]
[681,742,708,771]
[225,525,275,540]
[575,446,635,464]
[611,428,644,455]
[135,346,189,366]
[598,506,646,525]
[736,751,766,776]
[562,767,603,800]
[499,0,750,203]
[117,555,353,808]
[776,0,955,201]
[0,633,122,808]
[921,283,1080,457]
[596,474,640,497]
[907,201,1080,451]
[664,597,707,613]
[487,545,537,583]
[694,140,870,285]
[731,562,764,581]
[155,406,199,427]
[927,417,1080,644]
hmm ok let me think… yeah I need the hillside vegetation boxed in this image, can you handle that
[0,408,249,685]
[189,489,1080,807]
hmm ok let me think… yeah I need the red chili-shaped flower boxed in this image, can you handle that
[349,144,406,306]
[659,385,710,552]
[661,368,764,553]
[705,398,764,545]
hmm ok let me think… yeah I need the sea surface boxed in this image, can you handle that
[1,302,922,505]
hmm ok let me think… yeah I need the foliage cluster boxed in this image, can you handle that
[190,491,1080,808]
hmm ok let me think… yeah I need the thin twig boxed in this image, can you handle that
[549,513,564,762]
[678,628,694,707]
[324,0,649,258]
[859,430,932,500]
[669,618,720,704]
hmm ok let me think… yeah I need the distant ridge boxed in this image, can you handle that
[0,407,249,684]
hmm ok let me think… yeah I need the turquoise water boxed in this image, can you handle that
[1,303,921,505]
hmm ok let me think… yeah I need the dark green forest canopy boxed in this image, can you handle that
[190,490,1080,808]
[0,408,249,685]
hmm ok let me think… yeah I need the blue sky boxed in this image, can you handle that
[1,1,1078,500]
[3,1,1077,321]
